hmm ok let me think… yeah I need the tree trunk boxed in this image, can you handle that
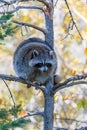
[45,0,54,48]
[44,78,54,130]
[44,0,54,129]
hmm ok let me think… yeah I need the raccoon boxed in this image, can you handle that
[13,38,57,85]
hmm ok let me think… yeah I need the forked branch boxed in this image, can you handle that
[53,73,87,94]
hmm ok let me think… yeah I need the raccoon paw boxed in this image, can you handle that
[34,81,41,89]
[54,74,62,85]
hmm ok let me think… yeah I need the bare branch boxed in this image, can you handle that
[54,0,59,7]
[27,111,44,117]
[54,117,87,130]
[0,0,10,5]
[0,0,51,8]
[0,74,45,92]
[0,0,27,6]
[0,5,43,14]
[54,127,87,130]
[38,0,50,7]
[54,80,87,94]
[17,111,44,120]
[0,19,46,35]
[0,0,17,7]
[13,20,46,35]
[53,73,87,94]
[56,117,87,124]
[73,7,87,24]
[3,79,16,108]
[64,0,83,40]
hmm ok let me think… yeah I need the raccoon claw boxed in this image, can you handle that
[34,81,40,89]
[35,82,40,86]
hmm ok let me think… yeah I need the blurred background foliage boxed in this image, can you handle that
[0,0,87,129]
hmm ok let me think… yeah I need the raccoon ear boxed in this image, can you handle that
[49,51,54,58]
[32,50,39,58]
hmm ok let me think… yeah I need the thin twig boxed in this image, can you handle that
[64,0,83,40]
[0,0,10,5]
[27,111,44,117]
[62,19,73,40]
[56,117,87,124]
[0,0,51,8]
[0,5,43,14]
[19,111,44,119]
[53,73,87,93]
[2,79,16,108]
[54,0,59,7]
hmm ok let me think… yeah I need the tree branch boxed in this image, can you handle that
[18,111,44,119]
[13,20,46,35]
[0,19,46,35]
[53,73,87,94]
[72,7,87,24]
[27,111,44,117]
[64,0,83,40]
[38,0,50,7]
[3,79,16,108]
[54,127,87,130]
[0,0,10,5]
[56,117,87,124]
[0,0,51,9]
[54,80,87,94]
[0,74,45,92]
[0,5,43,14]
[54,0,59,7]
[14,111,44,126]
[0,0,28,6]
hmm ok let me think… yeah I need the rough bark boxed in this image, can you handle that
[44,79,54,130]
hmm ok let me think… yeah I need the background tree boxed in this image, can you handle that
[0,0,87,130]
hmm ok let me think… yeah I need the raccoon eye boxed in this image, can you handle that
[34,63,43,67]
[46,63,52,67]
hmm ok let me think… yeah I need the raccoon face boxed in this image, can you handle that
[34,62,52,72]
[28,49,55,73]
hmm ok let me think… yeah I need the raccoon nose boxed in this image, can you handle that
[43,66,48,72]
[39,66,48,72]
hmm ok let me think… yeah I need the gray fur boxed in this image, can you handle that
[13,38,57,85]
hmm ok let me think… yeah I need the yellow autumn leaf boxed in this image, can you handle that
[62,94,73,101]
[73,58,79,65]
[81,69,85,74]
[54,113,57,120]
[70,69,76,76]
[84,47,87,55]
[18,109,27,117]
[54,95,58,101]
[58,40,62,44]
[73,33,81,42]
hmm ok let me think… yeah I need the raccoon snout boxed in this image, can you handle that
[39,66,48,72]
